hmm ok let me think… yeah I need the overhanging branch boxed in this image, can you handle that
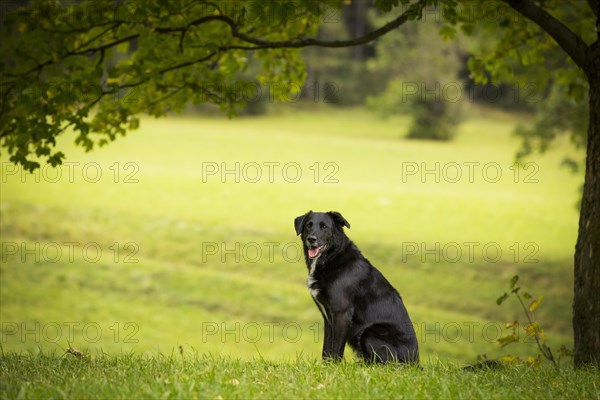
[502,0,590,71]
[154,0,424,49]
[206,12,412,49]
[14,2,421,80]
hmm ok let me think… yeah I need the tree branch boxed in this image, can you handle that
[104,52,219,92]
[186,11,414,49]
[15,2,418,81]
[502,0,590,71]
[17,33,138,77]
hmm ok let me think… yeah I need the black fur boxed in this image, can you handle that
[294,210,418,363]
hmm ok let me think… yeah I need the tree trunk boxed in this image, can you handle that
[342,1,374,61]
[573,58,600,367]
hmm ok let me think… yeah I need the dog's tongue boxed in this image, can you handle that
[308,247,320,258]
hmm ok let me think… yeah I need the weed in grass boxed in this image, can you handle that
[495,275,573,367]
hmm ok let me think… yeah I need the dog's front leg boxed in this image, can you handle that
[328,310,351,360]
[321,318,334,359]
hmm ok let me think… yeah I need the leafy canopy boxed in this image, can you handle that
[0,0,330,170]
[1,0,595,170]
[440,1,593,157]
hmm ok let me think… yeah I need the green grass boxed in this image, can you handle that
[0,106,582,369]
[1,352,598,399]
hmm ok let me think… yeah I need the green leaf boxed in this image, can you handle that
[374,0,400,13]
[496,293,509,306]
[466,58,488,84]
[525,322,542,337]
[439,26,456,41]
[558,345,573,357]
[498,333,519,347]
[500,355,520,364]
[128,118,140,130]
[48,152,65,167]
[529,296,543,312]
[505,321,518,329]
[509,275,519,289]
[525,355,541,367]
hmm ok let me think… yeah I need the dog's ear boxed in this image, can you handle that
[328,211,351,229]
[294,211,312,236]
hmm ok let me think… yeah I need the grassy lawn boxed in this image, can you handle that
[1,353,598,399]
[1,106,582,372]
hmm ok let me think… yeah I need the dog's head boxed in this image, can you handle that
[294,211,351,259]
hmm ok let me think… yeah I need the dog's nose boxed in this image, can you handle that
[307,235,317,244]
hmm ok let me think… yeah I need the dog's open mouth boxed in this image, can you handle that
[308,245,326,259]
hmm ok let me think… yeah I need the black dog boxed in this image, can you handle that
[294,210,418,363]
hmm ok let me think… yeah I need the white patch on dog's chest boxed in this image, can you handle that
[307,257,329,322]
[307,258,319,294]
[306,257,319,297]
[307,275,319,297]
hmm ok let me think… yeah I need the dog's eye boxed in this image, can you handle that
[320,223,326,229]
[307,222,313,228]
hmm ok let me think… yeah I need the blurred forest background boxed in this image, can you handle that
[239,2,587,151]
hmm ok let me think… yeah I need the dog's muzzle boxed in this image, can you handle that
[307,245,326,259]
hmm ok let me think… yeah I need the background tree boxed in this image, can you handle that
[366,14,466,140]
[301,2,382,106]
[1,0,598,367]
[452,1,591,164]
[440,0,598,367]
